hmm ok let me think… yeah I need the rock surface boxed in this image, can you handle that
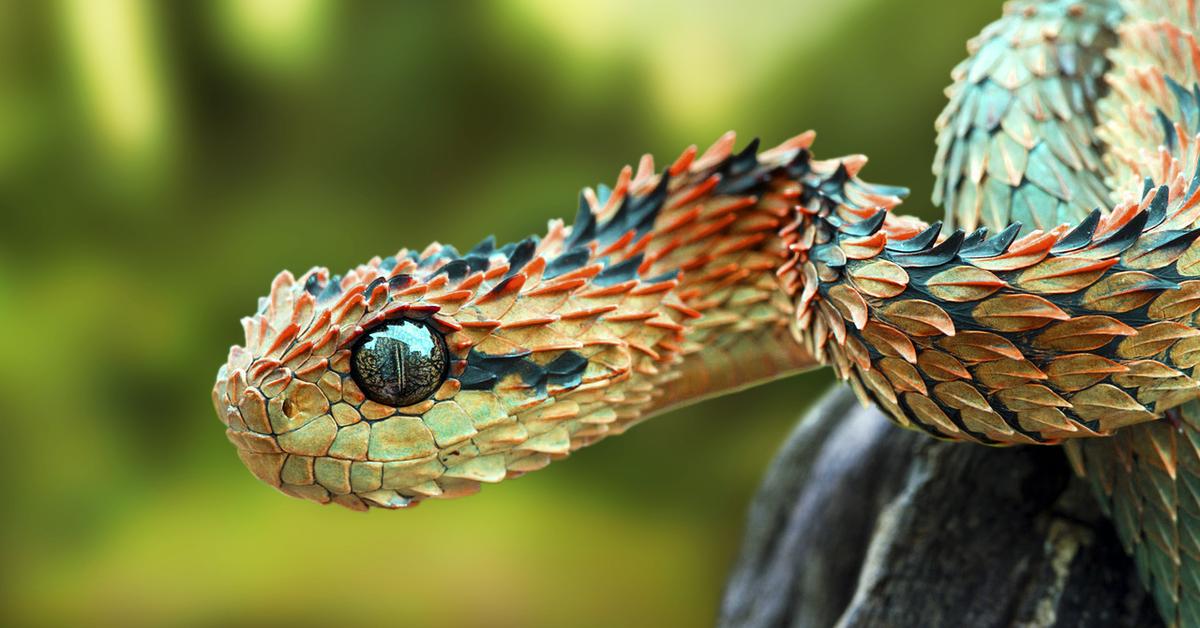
[720,386,1162,628]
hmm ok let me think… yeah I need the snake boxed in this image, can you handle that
[211,1,1200,624]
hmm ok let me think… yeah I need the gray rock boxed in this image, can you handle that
[720,386,1161,628]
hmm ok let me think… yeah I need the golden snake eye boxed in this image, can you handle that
[350,320,448,407]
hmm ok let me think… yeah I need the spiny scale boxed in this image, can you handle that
[808,173,1200,445]
[934,2,1200,625]
[933,0,1121,234]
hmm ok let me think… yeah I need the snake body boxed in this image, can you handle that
[213,1,1200,624]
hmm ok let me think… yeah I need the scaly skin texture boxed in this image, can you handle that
[211,132,840,509]
[935,1,1200,625]
[213,1,1200,625]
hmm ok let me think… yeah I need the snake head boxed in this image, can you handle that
[211,153,713,510]
[212,235,634,510]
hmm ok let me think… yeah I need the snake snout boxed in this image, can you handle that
[212,262,564,510]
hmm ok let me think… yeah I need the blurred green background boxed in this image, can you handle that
[2,1,1003,626]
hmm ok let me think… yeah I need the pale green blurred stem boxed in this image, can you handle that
[58,0,173,182]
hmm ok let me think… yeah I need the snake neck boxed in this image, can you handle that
[638,136,910,416]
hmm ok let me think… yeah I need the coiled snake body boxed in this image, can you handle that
[212,1,1200,624]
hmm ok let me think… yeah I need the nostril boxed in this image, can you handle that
[282,398,296,417]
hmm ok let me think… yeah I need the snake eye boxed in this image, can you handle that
[350,320,448,407]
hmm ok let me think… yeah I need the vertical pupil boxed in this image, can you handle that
[351,320,447,407]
